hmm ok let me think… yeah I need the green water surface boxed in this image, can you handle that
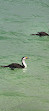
[0,0,49,111]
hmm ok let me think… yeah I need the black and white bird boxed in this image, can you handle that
[0,57,28,70]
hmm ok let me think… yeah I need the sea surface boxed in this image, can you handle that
[0,0,49,111]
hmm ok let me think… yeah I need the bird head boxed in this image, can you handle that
[21,57,29,61]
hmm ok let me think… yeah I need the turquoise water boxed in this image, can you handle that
[0,0,49,111]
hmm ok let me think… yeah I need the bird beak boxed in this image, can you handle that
[25,57,29,59]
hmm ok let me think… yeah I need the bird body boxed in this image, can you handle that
[31,32,49,37]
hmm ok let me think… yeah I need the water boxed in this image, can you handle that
[0,0,49,111]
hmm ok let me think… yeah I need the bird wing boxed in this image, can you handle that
[8,63,23,68]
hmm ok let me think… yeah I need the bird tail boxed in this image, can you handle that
[0,65,9,68]
[31,34,36,35]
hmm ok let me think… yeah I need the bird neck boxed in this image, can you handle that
[22,59,27,68]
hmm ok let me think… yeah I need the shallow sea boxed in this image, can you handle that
[0,0,49,111]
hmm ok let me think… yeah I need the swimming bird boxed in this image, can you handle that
[0,57,28,70]
[31,32,49,37]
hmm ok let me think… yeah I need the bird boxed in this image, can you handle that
[31,32,49,37]
[0,57,29,70]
